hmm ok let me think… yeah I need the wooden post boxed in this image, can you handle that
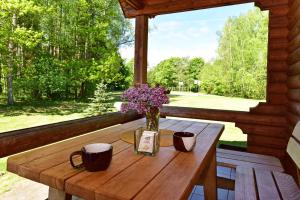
[134,15,148,85]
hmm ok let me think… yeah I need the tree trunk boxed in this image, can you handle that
[7,13,17,105]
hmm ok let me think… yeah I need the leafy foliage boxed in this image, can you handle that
[0,0,133,104]
[87,83,114,115]
[148,8,267,99]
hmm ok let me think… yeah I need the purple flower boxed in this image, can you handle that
[121,84,169,114]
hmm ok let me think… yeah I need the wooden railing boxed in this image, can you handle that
[0,111,141,157]
[161,106,286,126]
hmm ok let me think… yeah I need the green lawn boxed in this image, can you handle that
[0,92,263,195]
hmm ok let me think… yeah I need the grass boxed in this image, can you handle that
[0,92,263,195]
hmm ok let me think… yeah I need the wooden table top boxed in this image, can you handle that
[7,118,224,200]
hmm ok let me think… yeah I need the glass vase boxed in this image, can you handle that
[146,107,160,131]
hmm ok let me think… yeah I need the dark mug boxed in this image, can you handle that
[173,132,196,152]
[70,143,113,172]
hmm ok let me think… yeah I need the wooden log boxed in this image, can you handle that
[236,123,288,139]
[288,20,300,40]
[269,49,289,61]
[269,16,289,28]
[122,0,289,18]
[0,111,141,157]
[288,60,300,75]
[267,93,288,105]
[247,135,288,149]
[288,47,300,65]
[161,106,287,126]
[288,101,300,116]
[269,27,289,40]
[270,5,289,17]
[269,39,288,51]
[247,145,286,158]
[287,89,300,101]
[268,72,287,83]
[286,112,300,127]
[287,74,300,88]
[268,61,288,72]
[250,103,286,115]
[134,15,148,85]
[268,83,288,94]
[288,34,300,53]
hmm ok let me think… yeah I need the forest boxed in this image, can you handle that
[0,2,268,106]
[0,0,133,105]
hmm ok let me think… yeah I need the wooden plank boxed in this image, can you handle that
[254,169,281,200]
[0,111,141,157]
[161,106,287,126]
[66,147,144,200]
[122,0,288,18]
[48,187,71,200]
[7,118,147,174]
[95,148,178,200]
[134,15,148,85]
[234,167,257,200]
[216,149,283,167]
[41,119,193,190]
[203,151,217,200]
[66,120,203,199]
[287,137,300,169]
[40,140,132,190]
[247,135,288,149]
[246,145,286,158]
[273,171,300,200]
[15,119,150,182]
[217,157,284,172]
[133,124,223,200]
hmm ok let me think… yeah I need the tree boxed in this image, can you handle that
[0,0,43,105]
[200,8,268,99]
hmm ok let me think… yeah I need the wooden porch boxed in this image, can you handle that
[1,0,300,199]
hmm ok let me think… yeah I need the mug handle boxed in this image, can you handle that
[70,151,84,169]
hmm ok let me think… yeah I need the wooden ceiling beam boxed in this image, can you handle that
[124,0,144,10]
[121,0,289,18]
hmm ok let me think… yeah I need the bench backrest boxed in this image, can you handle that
[287,122,300,170]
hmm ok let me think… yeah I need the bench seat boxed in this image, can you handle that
[217,148,284,172]
[235,166,300,200]
[216,148,284,190]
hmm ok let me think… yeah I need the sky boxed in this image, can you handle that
[119,3,255,67]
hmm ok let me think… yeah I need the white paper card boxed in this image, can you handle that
[138,131,156,153]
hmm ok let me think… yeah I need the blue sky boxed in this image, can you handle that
[119,3,255,67]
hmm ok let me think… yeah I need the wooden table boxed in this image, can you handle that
[7,118,224,200]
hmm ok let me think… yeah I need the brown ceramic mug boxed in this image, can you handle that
[173,132,196,152]
[70,143,113,172]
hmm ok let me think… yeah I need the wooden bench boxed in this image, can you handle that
[235,166,300,200]
[216,147,284,189]
[221,122,300,199]
[217,122,300,192]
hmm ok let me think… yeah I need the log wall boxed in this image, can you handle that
[286,0,300,184]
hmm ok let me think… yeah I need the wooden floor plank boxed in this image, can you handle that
[273,171,300,200]
[133,124,223,200]
[254,169,281,200]
[235,167,257,200]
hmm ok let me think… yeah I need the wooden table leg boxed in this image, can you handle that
[203,151,217,200]
[48,187,72,200]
